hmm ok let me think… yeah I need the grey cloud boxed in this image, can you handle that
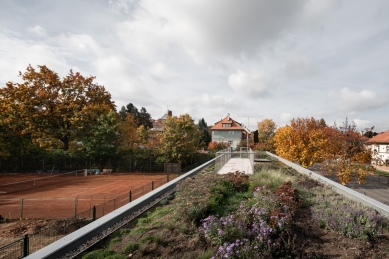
[285,57,317,78]
[228,70,276,99]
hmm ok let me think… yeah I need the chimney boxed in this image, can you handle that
[227,113,230,120]
[168,110,172,117]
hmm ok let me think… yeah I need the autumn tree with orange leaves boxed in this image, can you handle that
[255,118,277,152]
[321,119,376,185]
[274,117,376,185]
[274,117,327,168]
[0,65,114,151]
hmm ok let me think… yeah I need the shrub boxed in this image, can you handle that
[309,186,388,240]
[200,185,294,258]
[224,171,250,192]
[160,198,169,205]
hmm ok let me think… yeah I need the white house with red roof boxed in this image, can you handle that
[210,113,250,149]
[367,130,389,166]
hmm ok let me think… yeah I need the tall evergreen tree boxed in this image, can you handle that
[122,103,152,128]
[198,118,211,147]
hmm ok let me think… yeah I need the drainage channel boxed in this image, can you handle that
[59,188,176,259]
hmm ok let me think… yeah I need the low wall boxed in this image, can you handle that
[266,152,389,218]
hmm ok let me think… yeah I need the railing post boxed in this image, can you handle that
[92,206,96,221]
[23,234,29,256]
[129,191,132,202]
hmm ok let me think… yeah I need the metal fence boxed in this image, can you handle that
[0,175,173,259]
[372,173,389,185]
[214,148,254,173]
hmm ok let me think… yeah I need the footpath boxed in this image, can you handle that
[217,158,253,174]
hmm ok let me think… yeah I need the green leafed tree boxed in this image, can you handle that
[158,114,201,165]
[80,110,119,170]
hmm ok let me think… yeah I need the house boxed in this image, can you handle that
[210,113,251,149]
[366,130,389,166]
[150,110,173,132]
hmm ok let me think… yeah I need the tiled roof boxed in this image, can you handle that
[210,115,245,131]
[367,130,389,143]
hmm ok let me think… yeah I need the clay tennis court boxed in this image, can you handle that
[0,172,178,219]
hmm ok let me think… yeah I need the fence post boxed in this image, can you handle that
[92,206,96,221]
[74,198,77,218]
[152,181,154,190]
[20,199,24,219]
[129,191,132,202]
[23,234,29,256]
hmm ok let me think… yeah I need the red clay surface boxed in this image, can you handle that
[0,173,178,219]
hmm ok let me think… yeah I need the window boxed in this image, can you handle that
[222,123,231,127]
[228,140,233,145]
[213,131,218,135]
[229,131,234,135]
[387,146,389,153]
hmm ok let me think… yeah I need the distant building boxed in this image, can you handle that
[366,130,389,166]
[210,113,250,149]
[150,110,173,132]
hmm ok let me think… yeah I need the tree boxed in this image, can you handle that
[121,103,152,129]
[198,118,211,147]
[117,113,139,152]
[208,141,230,151]
[80,110,119,170]
[253,130,259,143]
[158,114,201,164]
[321,119,376,185]
[362,126,378,138]
[274,117,327,168]
[256,118,277,152]
[0,65,114,150]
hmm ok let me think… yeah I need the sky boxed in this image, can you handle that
[1,0,389,132]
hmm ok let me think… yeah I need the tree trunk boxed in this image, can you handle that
[60,136,69,151]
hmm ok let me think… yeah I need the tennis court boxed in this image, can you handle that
[0,172,178,219]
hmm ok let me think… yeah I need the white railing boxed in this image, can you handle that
[215,148,254,174]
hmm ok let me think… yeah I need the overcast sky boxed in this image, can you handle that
[1,0,388,132]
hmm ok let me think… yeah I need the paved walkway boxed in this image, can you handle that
[217,158,253,175]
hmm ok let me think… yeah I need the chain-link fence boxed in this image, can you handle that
[0,174,175,259]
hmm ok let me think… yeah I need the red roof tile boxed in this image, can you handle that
[367,130,389,143]
[210,115,245,131]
